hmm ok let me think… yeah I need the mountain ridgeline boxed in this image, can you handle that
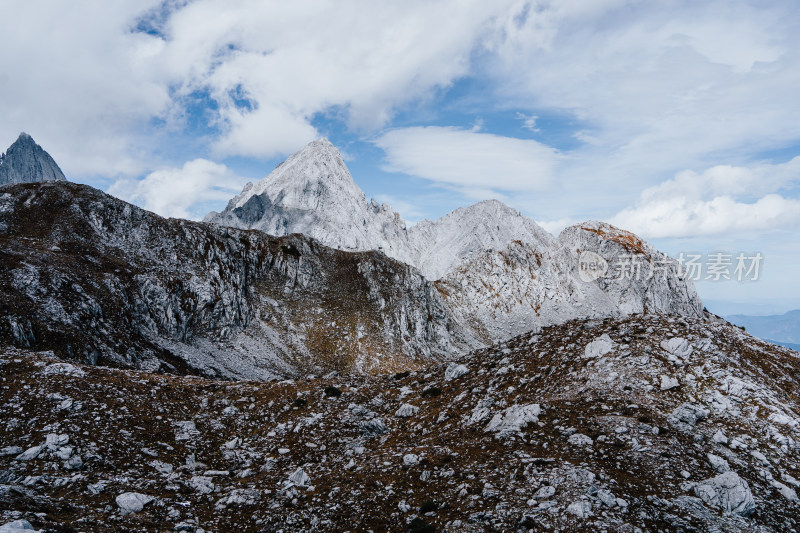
[207,138,704,345]
[0,136,704,378]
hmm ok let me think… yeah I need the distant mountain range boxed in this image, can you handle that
[207,138,704,345]
[726,309,800,350]
[0,134,705,377]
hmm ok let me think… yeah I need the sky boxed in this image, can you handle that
[1,0,798,316]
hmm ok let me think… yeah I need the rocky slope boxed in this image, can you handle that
[2,315,799,532]
[0,134,66,186]
[0,182,462,379]
[427,221,704,345]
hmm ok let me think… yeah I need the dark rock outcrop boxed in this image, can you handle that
[0,182,460,379]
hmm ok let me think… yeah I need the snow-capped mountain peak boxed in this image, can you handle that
[407,198,554,280]
[205,138,410,255]
[206,139,555,281]
[227,138,364,212]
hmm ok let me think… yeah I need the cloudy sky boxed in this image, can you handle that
[1,0,798,315]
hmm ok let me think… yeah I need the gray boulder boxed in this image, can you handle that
[115,492,155,514]
[444,362,469,381]
[0,520,41,533]
[694,471,755,516]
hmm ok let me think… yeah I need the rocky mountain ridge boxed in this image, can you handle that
[0,182,462,379]
[0,133,66,186]
[205,139,556,282]
[0,180,705,378]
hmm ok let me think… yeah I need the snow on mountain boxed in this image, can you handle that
[208,139,704,343]
[0,133,66,185]
[407,199,553,280]
[205,139,552,281]
[204,139,412,263]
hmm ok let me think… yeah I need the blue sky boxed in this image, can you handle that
[1,0,799,315]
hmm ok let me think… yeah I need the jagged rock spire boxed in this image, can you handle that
[0,132,67,185]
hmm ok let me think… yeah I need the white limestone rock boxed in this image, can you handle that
[444,362,469,381]
[660,375,680,390]
[694,471,755,516]
[669,403,710,429]
[115,492,155,515]
[484,404,541,438]
[395,403,420,418]
[566,500,593,518]
[0,520,41,533]
[42,363,85,378]
[707,453,730,473]
[188,475,215,494]
[584,334,615,359]
[661,337,694,361]
[403,454,419,466]
[287,467,310,487]
[568,433,594,446]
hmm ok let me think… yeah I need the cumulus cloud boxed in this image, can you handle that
[0,1,520,175]
[147,0,517,158]
[482,0,800,196]
[108,159,248,220]
[374,126,561,194]
[0,1,169,176]
[611,158,800,238]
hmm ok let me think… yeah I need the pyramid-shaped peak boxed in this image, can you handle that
[227,138,361,211]
[0,132,67,185]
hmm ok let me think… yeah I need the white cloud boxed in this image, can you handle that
[611,158,800,238]
[516,112,540,132]
[0,1,520,174]
[481,0,800,204]
[0,1,169,177]
[374,126,561,194]
[153,0,518,158]
[108,159,247,220]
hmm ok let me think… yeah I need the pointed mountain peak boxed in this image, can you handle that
[0,132,67,185]
[228,138,360,211]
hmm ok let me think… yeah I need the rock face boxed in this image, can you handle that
[208,139,704,343]
[434,221,704,343]
[0,182,460,378]
[0,133,66,186]
[2,315,799,532]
